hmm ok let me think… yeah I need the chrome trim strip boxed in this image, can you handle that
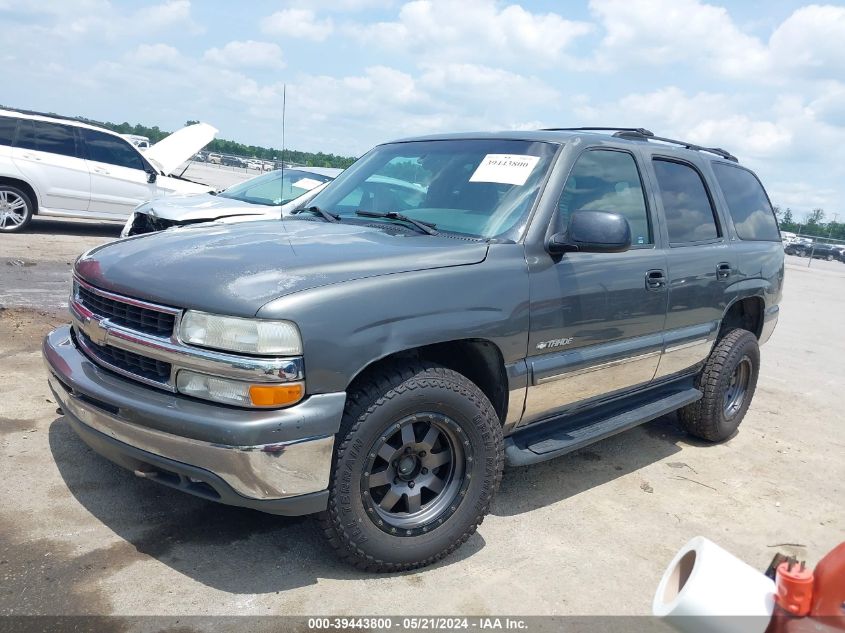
[49,374,333,499]
[536,350,661,385]
[75,330,175,391]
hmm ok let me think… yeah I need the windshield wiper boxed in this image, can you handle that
[292,205,340,223]
[355,210,438,235]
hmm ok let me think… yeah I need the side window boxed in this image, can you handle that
[653,159,720,243]
[0,117,17,147]
[15,120,79,157]
[558,149,652,245]
[80,128,145,170]
[712,163,780,241]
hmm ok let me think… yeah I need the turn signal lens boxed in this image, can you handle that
[249,383,304,407]
[176,369,304,408]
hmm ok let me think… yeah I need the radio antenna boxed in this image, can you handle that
[280,83,286,222]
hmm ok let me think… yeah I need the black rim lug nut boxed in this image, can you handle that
[421,468,428,474]
[419,451,426,457]
[408,481,415,488]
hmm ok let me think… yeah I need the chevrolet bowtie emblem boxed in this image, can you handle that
[83,316,109,346]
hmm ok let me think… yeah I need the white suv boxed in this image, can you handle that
[0,108,217,232]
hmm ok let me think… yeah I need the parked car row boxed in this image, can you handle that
[784,241,845,262]
[193,151,275,171]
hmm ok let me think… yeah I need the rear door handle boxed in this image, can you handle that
[93,166,109,175]
[716,262,732,280]
[21,153,41,161]
[646,269,667,291]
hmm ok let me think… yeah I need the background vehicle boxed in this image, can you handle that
[45,127,783,571]
[122,134,150,150]
[208,153,222,164]
[0,108,216,231]
[121,167,341,235]
[785,241,840,260]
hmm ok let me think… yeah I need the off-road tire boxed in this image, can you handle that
[679,328,760,442]
[0,185,34,232]
[318,362,504,572]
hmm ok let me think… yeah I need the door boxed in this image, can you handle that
[523,148,669,425]
[79,127,155,217]
[10,119,90,212]
[647,157,734,379]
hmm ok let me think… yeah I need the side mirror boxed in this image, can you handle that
[547,210,631,255]
[146,170,157,184]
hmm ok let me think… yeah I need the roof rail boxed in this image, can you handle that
[542,126,655,137]
[541,126,738,163]
[0,105,89,125]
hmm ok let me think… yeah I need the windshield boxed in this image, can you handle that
[219,169,333,206]
[307,139,558,239]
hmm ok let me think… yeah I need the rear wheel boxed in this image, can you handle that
[679,329,760,442]
[319,362,503,572]
[0,185,34,232]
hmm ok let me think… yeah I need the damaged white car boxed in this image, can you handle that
[121,167,341,236]
[0,108,216,232]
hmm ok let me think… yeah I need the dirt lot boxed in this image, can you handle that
[1,225,843,617]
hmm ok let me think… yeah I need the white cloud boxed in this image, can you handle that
[357,0,593,66]
[588,0,768,77]
[128,43,182,67]
[204,40,286,69]
[767,4,845,78]
[261,8,334,41]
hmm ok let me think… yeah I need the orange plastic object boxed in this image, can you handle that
[810,542,845,618]
[776,561,815,616]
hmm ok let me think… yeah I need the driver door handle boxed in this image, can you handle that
[93,166,110,175]
[646,269,667,291]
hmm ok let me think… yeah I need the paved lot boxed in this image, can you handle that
[0,227,843,616]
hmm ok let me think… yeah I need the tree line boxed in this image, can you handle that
[84,117,358,169]
[773,207,844,241]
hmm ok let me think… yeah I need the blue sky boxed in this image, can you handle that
[1,0,844,219]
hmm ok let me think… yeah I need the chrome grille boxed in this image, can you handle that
[77,283,175,337]
[76,330,172,383]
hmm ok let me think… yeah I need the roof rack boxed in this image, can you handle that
[541,126,738,162]
[0,105,89,125]
[543,126,655,137]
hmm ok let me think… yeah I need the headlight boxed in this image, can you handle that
[179,311,302,355]
[176,370,304,408]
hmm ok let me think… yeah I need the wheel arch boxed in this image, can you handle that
[0,176,39,214]
[346,338,510,425]
[719,295,765,341]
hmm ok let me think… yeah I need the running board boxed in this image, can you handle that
[504,387,702,467]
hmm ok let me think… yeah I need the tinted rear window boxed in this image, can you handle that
[712,163,780,241]
[0,117,17,146]
[653,159,720,243]
[15,119,79,158]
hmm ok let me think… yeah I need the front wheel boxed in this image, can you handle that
[319,362,503,572]
[679,328,760,442]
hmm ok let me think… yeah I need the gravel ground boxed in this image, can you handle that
[0,225,843,617]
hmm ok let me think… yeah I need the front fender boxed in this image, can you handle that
[258,243,530,394]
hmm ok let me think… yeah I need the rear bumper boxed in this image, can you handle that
[44,325,345,515]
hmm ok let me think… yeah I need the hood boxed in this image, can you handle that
[138,192,266,222]
[144,122,218,175]
[76,220,488,317]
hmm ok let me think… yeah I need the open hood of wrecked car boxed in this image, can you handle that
[144,122,218,176]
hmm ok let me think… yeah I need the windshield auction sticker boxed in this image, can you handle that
[469,154,540,186]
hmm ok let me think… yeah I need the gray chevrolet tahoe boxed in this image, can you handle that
[43,127,784,571]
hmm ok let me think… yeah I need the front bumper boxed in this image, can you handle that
[44,325,345,515]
